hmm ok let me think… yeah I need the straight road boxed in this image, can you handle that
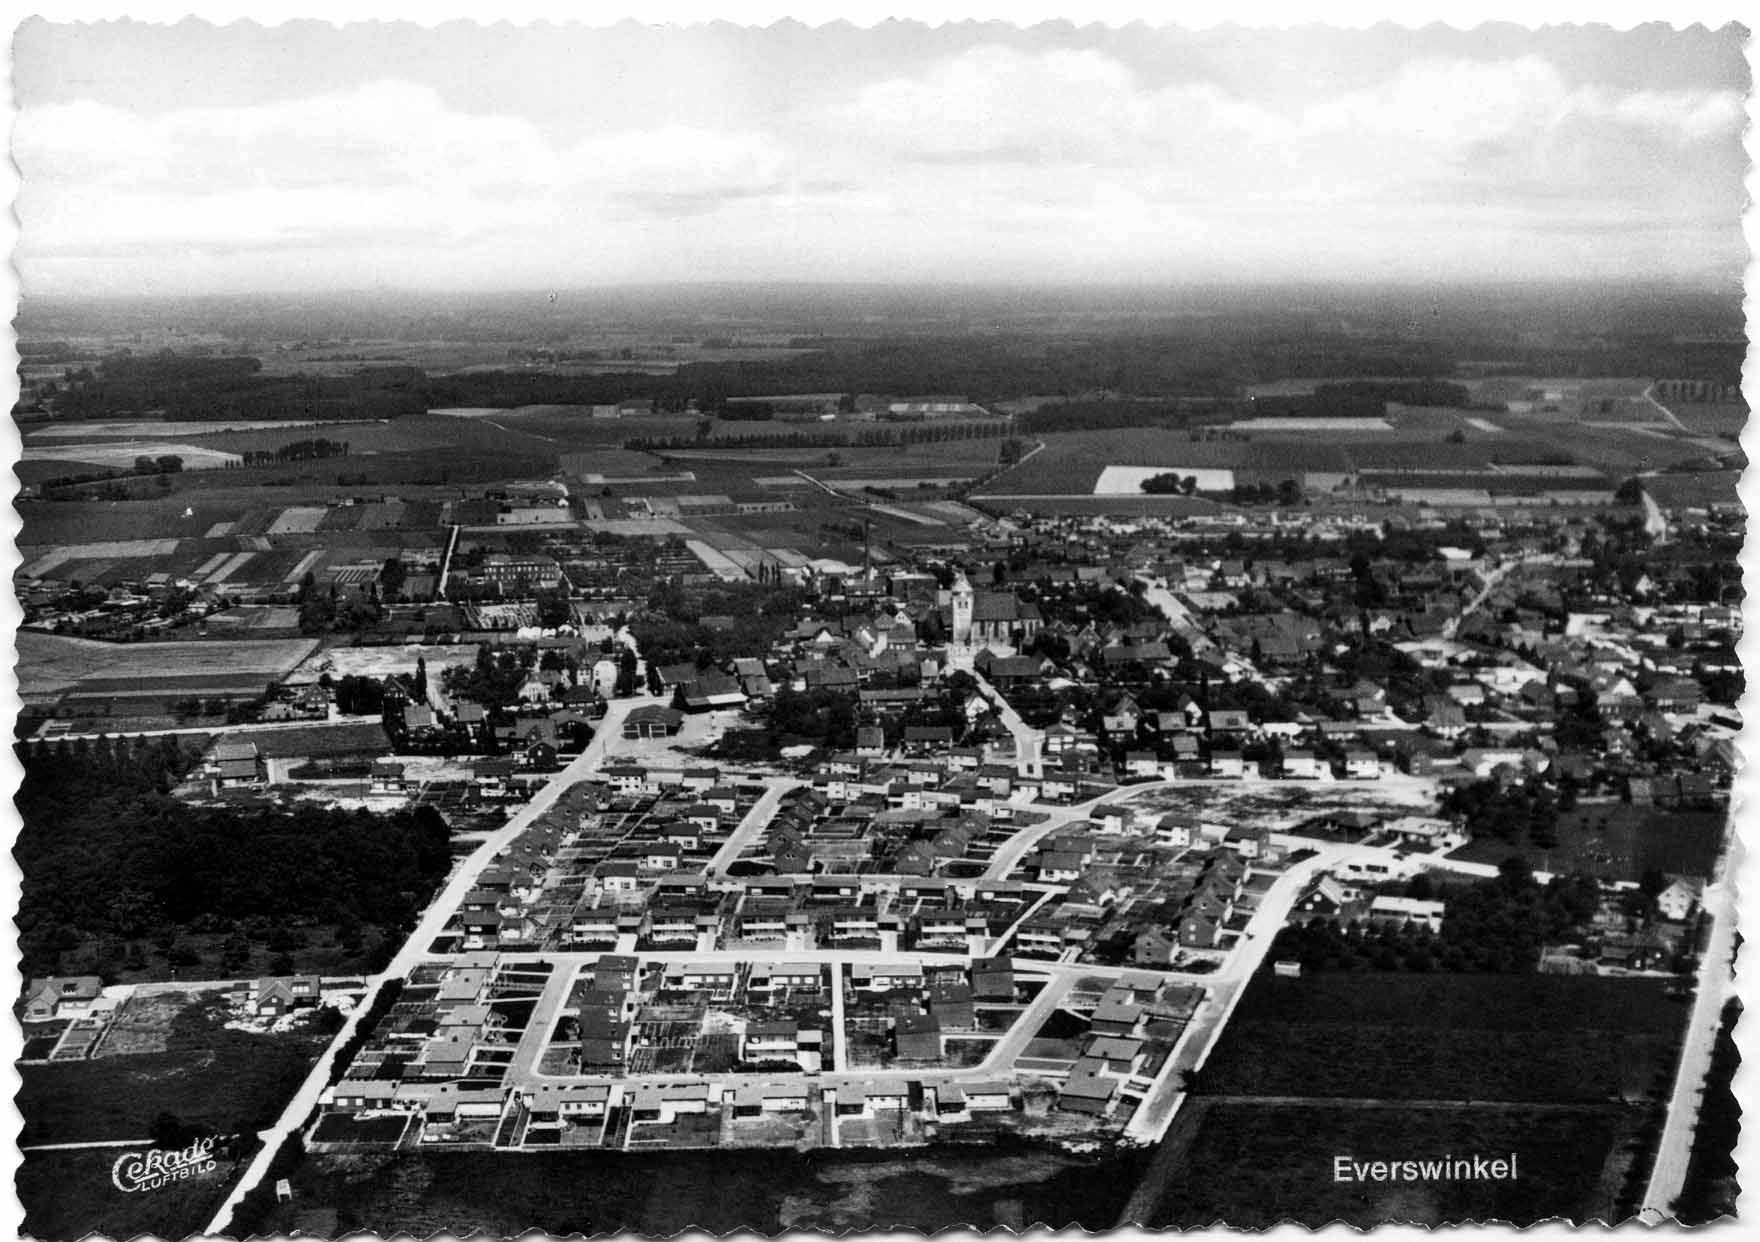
[706,778,798,876]
[1640,862,1737,1221]
[967,668,1043,776]
[204,695,660,1236]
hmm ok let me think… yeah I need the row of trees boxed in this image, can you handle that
[238,437,351,466]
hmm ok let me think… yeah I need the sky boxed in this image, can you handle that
[10,19,1752,295]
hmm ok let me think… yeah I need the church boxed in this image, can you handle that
[944,570,1043,648]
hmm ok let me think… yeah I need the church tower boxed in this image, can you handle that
[950,569,975,647]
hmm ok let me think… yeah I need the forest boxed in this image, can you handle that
[1270,861,1605,973]
[14,736,452,980]
[42,353,428,422]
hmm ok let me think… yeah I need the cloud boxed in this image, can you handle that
[15,80,795,260]
[11,41,1746,292]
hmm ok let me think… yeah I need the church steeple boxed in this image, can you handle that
[950,568,975,646]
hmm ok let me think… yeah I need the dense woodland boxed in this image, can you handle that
[1270,861,1606,973]
[15,737,452,980]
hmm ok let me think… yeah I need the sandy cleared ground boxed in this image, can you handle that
[287,643,482,684]
[1122,777,1437,830]
[17,630,320,696]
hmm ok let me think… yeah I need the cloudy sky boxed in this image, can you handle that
[11,20,1750,294]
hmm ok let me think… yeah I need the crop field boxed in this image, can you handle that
[986,429,1357,496]
[1144,1101,1624,1228]
[1447,805,1726,883]
[187,416,483,456]
[28,418,360,439]
[16,630,320,697]
[184,414,568,480]
[1641,470,1744,510]
[491,407,699,445]
[1496,417,1696,474]
[22,440,244,471]
[1200,972,1688,1104]
[1663,400,1748,439]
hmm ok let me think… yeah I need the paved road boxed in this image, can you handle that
[706,778,798,876]
[1641,851,1738,1221]
[204,695,660,1236]
[967,668,1043,776]
[982,773,1442,884]
[1120,844,1355,1144]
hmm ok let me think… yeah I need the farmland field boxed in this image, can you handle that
[1447,805,1727,882]
[1200,972,1688,1104]
[16,631,320,697]
[21,441,244,471]
[1640,470,1744,510]
[28,418,375,439]
[1141,1100,1626,1228]
[1662,401,1748,439]
[18,500,243,547]
[985,429,1355,496]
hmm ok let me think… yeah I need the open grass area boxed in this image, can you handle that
[18,498,247,547]
[18,1025,326,1145]
[1200,972,1688,1105]
[1447,804,1726,883]
[1144,1100,1627,1227]
[18,1145,249,1242]
[219,720,391,759]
